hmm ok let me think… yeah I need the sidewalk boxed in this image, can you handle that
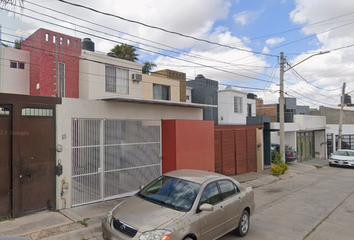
[0,159,329,240]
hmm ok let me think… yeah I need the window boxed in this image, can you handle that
[22,108,53,116]
[199,182,222,206]
[67,38,70,45]
[218,180,238,199]
[53,35,56,43]
[153,84,170,100]
[10,61,17,68]
[10,61,25,70]
[105,66,129,94]
[186,95,190,100]
[138,176,201,212]
[58,62,65,97]
[247,103,252,116]
[60,37,63,45]
[18,62,25,69]
[234,96,243,113]
[45,33,49,41]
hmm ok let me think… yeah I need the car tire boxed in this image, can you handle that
[183,238,193,240]
[235,210,250,237]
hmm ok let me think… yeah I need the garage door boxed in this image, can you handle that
[71,119,161,206]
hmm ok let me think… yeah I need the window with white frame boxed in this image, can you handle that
[234,96,243,113]
[10,61,25,69]
[153,84,170,100]
[105,66,129,94]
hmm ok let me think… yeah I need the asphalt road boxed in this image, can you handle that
[221,166,354,240]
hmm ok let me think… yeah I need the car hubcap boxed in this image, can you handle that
[241,214,249,233]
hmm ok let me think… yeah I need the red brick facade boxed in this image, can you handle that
[256,99,278,122]
[22,28,81,98]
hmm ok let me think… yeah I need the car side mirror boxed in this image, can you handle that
[199,203,213,212]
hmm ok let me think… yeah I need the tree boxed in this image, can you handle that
[111,44,139,62]
[142,61,157,74]
[0,0,23,9]
[14,38,23,49]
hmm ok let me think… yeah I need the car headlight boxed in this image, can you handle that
[106,211,113,224]
[139,230,171,240]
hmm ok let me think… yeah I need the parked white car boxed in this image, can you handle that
[329,149,354,167]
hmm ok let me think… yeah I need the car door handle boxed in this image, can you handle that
[219,205,224,211]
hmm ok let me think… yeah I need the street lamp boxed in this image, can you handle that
[279,51,330,161]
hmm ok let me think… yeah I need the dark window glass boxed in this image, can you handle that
[138,176,201,212]
[199,182,222,206]
[219,180,238,199]
[18,62,25,69]
[10,61,17,68]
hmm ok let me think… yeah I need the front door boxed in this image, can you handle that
[15,105,56,215]
[0,105,12,218]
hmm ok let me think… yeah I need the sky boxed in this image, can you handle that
[1,0,354,108]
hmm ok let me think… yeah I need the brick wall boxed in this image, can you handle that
[256,99,278,122]
[22,28,82,98]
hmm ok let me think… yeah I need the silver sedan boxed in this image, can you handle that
[102,169,255,240]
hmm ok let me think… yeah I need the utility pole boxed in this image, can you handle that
[337,82,346,150]
[279,50,330,162]
[279,52,286,162]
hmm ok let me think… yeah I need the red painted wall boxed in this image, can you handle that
[162,120,215,173]
[22,28,81,98]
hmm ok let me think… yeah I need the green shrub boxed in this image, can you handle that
[270,164,283,176]
[271,162,289,176]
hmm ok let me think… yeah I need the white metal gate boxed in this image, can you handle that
[71,119,161,206]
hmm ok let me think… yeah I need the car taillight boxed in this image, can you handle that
[287,153,292,157]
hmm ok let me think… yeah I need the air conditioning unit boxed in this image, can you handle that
[132,73,142,82]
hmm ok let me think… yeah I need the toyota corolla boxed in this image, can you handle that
[102,169,255,240]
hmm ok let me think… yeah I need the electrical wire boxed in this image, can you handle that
[57,0,278,58]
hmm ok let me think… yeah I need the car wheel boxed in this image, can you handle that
[183,237,193,240]
[235,210,250,237]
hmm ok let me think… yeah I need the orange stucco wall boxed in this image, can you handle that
[162,120,215,173]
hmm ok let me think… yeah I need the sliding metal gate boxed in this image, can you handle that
[71,119,161,206]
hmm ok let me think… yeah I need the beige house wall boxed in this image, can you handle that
[79,50,142,99]
[142,74,180,101]
[0,46,30,95]
[151,69,186,102]
[256,128,264,171]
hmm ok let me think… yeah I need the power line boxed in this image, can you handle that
[201,10,354,52]
[270,20,354,51]
[287,63,342,92]
[1,8,277,84]
[1,39,270,94]
[57,0,277,58]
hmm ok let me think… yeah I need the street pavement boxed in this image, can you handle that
[2,158,353,240]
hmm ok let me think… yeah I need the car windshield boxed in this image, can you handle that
[333,150,349,156]
[137,176,201,212]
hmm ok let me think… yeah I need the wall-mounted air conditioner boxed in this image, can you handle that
[132,73,142,82]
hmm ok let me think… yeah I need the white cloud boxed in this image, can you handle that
[266,37,286,46]
[285,0,354,107]
[262,46,270,54]
[233,10,263,26]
